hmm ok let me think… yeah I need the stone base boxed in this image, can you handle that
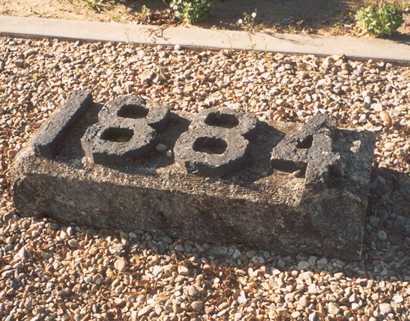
[11,91,376,260]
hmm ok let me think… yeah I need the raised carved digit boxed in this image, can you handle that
[174,108,257,177]
[81,95,169,164]
[271,113,343,187]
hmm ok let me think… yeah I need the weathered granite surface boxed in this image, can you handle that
[11,90,377,260]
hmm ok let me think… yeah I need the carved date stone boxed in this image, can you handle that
[11,90,376,260]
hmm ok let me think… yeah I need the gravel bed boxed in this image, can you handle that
[0,37,409,321]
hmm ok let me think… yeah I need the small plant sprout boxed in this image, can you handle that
[169,0,213,24]
[140,5,151,18]
[237,9,258,31]
[355,2,404,37]
[84,0,109,12]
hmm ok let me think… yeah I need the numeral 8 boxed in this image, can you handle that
[81,95,169,164]
[173,108,257,177]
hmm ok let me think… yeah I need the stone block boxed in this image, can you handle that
[11,90,376,260]
[31,90,92,158]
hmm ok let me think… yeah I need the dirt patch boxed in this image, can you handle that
[0,0,409,37]
[0,0,137,22]
[208,0,356,35]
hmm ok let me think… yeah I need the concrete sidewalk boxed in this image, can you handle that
[1,15,410,63]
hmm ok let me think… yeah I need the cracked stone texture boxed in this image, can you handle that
[11,92,375,260]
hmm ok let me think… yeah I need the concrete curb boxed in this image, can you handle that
[1,15,410,63]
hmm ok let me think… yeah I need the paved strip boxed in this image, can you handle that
[1,15,410,63]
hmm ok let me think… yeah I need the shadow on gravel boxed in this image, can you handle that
[389,33,410,46]
[123,0,353,32]
[206,0,350,30]
[364,167,410,280]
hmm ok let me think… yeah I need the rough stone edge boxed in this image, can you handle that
[31,89,92,158]
[1,15,410,65]
[10,106,377,260]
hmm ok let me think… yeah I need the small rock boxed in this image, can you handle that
[378,303,392,315]
[59,230,68,240]
[309,311,320,321]
[308,284,320,294]
[380,111,393,127]
[67,239,78,248]
[138,305,152,317]
[364,96,372,106]
[114,257,127,272]
[369,216,379,227]
[23,48,38,57]
[317,257,328,268]
[109,243,125,255]
[66,226,74,236]
[140,70,155,83]
[291,311,300,318]
[177,265,189,276]
[297,261,310,270]
[155,143,167,152]
[327,302,340,315]
[378,230,387,241]
[384,142,395,151]
[371,103,383,112]
[191,301,203,312]
[392,294,403,304]
[152,265,162,277]
[154,305,162,315]
[14,246,28,262]
[186,285,199,297]
[297,295,308,309]
[15,59,25,68]
[237,291,247,304]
